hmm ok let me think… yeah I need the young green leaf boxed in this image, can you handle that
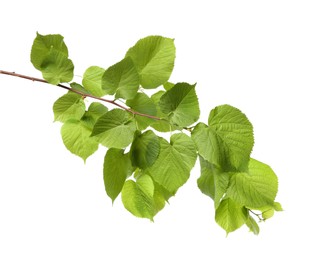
[227,159,278,208]
[159,83,200,127]
[82,66,107,97]
[273,202,283,211]
[121,174,156,220]
[192,105,254,171]
[130,130,160,169]
[53,92,85,122]
[125,35,175,88]
[126,92,157,130]
[146,133,197,193]
[215,198,248,234]
[102,57,139,99]
[91,109,136,148]
[197,156,231,209]
[262,208,275,220]
[103,148,134,202]
[246,215,260,235]
[61,119,99,162]
[31,33,68,70]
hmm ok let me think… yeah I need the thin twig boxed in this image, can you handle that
[0,70,161,120]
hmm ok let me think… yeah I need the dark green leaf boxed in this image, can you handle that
[103,148,134,202]
[130,130,160,169]
[125,36,175,88]
[102,57,139,99]
[197,156,231,209]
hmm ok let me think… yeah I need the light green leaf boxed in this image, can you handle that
[130,130,160,169]
[246,215,260,235]
[227,159,278,208]
[273,202,283,211]
[197,156,231,209]
[102,57,139,99]
[126,92,157,130]
[82,102,108,123]
[125,35,175,88]
[70,82,92,95]
[262,208,275,220]
[82,66,107,97]
[163,82,174,91]
[159,83,200,127]
[91,109,136,148]
[61,119,98,162]
[146,133,197,193]
[192,105,254,171]
[215,198,248,234]
[121,175,155,220]
[40,49,74,84]
[31,32,68,70]
[103,148,134,202]
[53,92,85,122]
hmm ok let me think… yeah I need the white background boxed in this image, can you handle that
[0,0,317,259]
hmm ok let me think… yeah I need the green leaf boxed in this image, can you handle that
[53,92,85,122]
[192,105,254,171]
[40,49,74,84]
[159,83,200,127]
[125,35,175,88]
[163,82,174,91]
[146,133,197,193]
[121,174,156,220]
[91,109,136,148]
[262,208,275,220]
[70,82,92,95]
[126,92,157,130]
[103,148,134,202]
[273,202,283,211]
[83,102,108,122]
[31,33,68,70]
[150,91,182,132]
[61,119,99,162]
[130,130,160,169]
[215,198,248,234]
[102,57,139,99]
[246,215,260,235]
[227,159,278,208]
[197,156,231,209]
[82,66,107,97]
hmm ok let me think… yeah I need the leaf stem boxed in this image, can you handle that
[249,210,264,222]
[0,70,161,120]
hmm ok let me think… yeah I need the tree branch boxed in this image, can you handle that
[0,70,161,120]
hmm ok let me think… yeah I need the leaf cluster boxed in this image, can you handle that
[30,33,282,234]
